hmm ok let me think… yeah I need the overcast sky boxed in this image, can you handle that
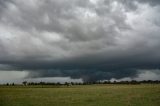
[0,0,160,83]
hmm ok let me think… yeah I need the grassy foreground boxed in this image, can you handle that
[0,84,160,106]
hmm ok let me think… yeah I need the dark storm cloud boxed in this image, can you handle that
[137,0,160,6]
[0,0,160,82]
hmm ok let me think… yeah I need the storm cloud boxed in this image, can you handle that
[0,0,160,82]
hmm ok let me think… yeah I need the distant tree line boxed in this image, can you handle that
[5,83,15,86]
[21,80,160,85]
[2,80,160,86]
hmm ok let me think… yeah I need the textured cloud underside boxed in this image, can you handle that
[0,0,160,82]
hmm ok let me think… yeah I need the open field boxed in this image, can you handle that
[0,84,160,106]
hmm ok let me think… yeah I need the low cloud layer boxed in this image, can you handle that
[0,70,82,84]
[110,69,160,82]
[0,0,160,82]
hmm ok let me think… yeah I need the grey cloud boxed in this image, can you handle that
[0,0,160,82]
[110,69,160,82]
[137,0,160,6]
[0,70,82,84]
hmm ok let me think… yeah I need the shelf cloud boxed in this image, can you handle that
[0,0,160,82]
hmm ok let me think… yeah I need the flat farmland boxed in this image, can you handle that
[0,84,160,106]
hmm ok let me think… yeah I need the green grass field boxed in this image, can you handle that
[0,84,160,106]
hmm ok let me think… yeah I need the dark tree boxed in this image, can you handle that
[22,81,27,86]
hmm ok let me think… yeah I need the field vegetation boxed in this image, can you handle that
[0,84,160,106]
